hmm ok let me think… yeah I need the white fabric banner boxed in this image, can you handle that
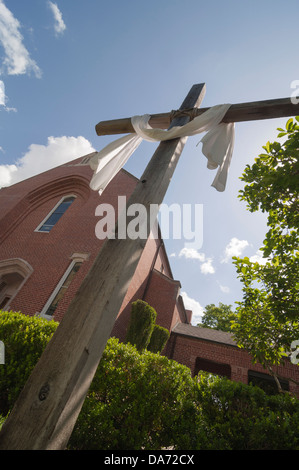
[89,104,235,194]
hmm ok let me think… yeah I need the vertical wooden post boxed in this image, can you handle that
[0,83,206,450]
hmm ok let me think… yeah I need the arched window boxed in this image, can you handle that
[36,196,76,233]
[0,273,24,309]
[0,259,33,310]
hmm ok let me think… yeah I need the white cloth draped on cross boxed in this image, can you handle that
[89,104,235,194]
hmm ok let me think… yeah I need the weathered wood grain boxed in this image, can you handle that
[95,97,299,136]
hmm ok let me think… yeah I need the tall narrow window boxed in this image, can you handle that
[43,261,82,317]
[0,272,25,310]
[0,296,10,310]
[37,196,75,232]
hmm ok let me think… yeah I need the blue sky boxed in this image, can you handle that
[0,0,298,324]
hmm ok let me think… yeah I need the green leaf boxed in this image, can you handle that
[286,118,293,131]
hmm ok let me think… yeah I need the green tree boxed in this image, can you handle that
[232,118,299,389]
[198,303,236,332]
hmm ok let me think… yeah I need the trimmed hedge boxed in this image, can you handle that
[0,310,58,414]
[125,300,170,354]
[125,300,157,351]
[147,324,170,353]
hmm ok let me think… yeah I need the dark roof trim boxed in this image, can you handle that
[172,323,238,348]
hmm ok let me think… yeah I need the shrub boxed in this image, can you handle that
[125,300,157,351]
[1,310,299,450]
[147,324,170,353]
[0,310,58,414]
[69,337,198,450]
[195,373,299,450]
[69,344,299,451]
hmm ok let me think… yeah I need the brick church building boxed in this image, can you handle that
[0,153,298,396]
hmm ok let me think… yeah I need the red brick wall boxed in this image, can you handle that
[111,235,161,341]
[0,162,139,320]
[111,237,187,341]
[166,333,299,397]
[0,160,184,338]
[143,270,180,331]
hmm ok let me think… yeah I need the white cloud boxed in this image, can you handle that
[179,247,205,262]
[48,1,66,37]
[0,163,17,186]
[0,0,41,77]
[0,136,95,187]
[249,249,269,266]
[181,291,204,326]
[179,247,215,275]
[219,283,230,293]
[0,79,5,105]
[200,258,215,274]
[221,237,249,263]
[0,79,17,112]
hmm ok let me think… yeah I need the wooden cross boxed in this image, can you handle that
[95,96,299,135]
[0,84,298,450]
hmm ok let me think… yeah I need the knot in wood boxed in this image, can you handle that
[39,383,50,401]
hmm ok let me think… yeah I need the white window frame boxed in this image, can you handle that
[35,194,77,233]
[40,253,89,320]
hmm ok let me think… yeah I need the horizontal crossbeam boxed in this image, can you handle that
[95,97,299,136]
